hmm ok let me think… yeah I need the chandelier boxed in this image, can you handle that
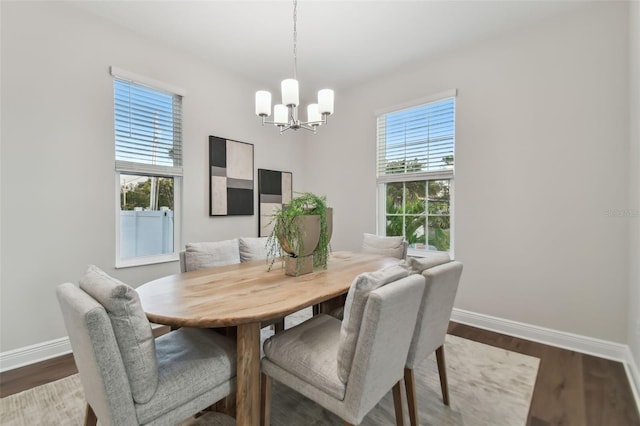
[255,0,334,134]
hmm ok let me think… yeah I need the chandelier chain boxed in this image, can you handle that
[292,0,297,80]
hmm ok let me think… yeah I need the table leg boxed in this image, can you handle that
[236,322,261,426]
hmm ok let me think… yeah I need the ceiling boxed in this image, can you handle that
[70,0,586,93]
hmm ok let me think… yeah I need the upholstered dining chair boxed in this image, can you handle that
[404,260,463,426]
[179,238,241,273]
[238,236,269,262]
[56,265,236,426]
[361,233,408,259]
[261,265,425,426]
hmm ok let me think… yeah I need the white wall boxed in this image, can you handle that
[308,2,631,342]
[0,2,307,353]
[1,0,636,363]
[629,1,640,370]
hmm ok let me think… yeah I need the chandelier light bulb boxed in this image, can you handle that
[307,104,321,124]
[318,89,334,115]
[274,104,288,125]
[281,79,300,107]
[255,91,272,117]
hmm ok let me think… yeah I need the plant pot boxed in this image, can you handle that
[278,214,321,276]
[326,207,333,244]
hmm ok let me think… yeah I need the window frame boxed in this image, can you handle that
[375,90,457,257]
[111,67,185,268]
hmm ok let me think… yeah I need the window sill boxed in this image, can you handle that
[116,253,179,269]
[407,247,451,258]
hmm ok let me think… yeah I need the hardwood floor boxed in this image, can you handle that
[447,322,640,426]
[1,322,638,426]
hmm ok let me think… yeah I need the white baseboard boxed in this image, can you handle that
[624,347,640,417]
[452,308,640,414]
[3,310,639,416]
[0,337,71,372]
[0,323,167,373]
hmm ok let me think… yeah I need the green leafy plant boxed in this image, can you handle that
[266,192,331,273]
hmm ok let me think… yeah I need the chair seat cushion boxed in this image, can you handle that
[407,252,451,273]
[79,265,158,404]
[135,327,236,424]
[263,314,346,400]
[185,239,241,271]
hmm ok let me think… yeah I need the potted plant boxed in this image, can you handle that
[266,192,332,276]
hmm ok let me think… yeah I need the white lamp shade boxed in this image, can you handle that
[307,104,321,124]
[281,79,299,107]
[274,104,288,125]
[318,89,334,115]
[255,91,271,116]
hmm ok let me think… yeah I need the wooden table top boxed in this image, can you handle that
[137,251,400,328]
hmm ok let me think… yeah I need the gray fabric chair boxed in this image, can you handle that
[56,266,236,426]
[361,233,408,259]
[261,266,425,426]
[238,236,269,262]
[180,239,241,272]
[404,261,463,426]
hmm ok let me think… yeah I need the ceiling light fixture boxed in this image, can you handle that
[255,0,334,134]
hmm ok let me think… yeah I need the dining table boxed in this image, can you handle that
[136,250,400,426]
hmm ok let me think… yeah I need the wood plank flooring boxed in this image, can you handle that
[2,322,639,426]
[447,322,640,426]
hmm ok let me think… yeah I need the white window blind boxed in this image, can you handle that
[114,78,183,176]
[377,96,455,183]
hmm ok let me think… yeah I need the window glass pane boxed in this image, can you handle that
[386,215,403,237]
[119,174,174,258]
[405,215,427,246]
[428,216,450,251]
[377,98,455,178]
[386,182,404,214]
[115,80,181,168]
[427,180,450,214]
[405,181,426,214]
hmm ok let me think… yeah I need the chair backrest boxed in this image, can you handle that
[182,239,241,272]
[179,250,187,273]
[238,236,269,262]
[361,233,407,259]
[405,261,463,369]
[337,265,409,382]
[342,274,425,423]
[56,283,138,425]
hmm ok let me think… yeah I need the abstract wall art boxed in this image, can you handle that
[209,136,254,216]
[258,168,293,236]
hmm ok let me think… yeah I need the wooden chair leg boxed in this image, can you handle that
[261,372,272,426]
[273,318,285,334]
[404,368,418,426]
[84,403,97,426]
[392,380,405,426]
[435,345,450,405]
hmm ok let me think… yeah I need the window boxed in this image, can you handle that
[112,67,184,267]
[376,91,456,254]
